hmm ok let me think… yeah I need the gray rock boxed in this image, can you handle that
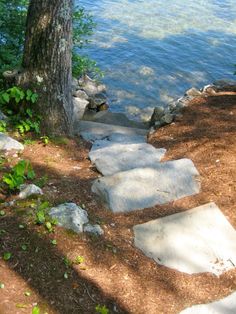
[180,291,236,314]
[19,184,43,199]
[73,90,89,99]
[83,111,148,129]
[91,158,200,213]
[89,142,166,176]
[150,106,165,125]
[76,121,148,142]
[0,133,24,152]
[88,93,107,110]
[0,111,7,120]
[79,75,106,96]
[185,87,202,97]
[73,97,89,121]
[91,133,147,151]
[84,223,104,235]
[160,113,174,124]
[134,202,236,275]
[72,78,79,93]
[49,203,89,233]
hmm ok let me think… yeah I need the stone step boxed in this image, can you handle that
[82,110,148,129]
[180,291,236,314]
[91,158,200,213]
[77,120,148,142]
[89,142,166,176]
[133,202,236,275]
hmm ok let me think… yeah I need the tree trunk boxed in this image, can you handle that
[18,0,74,135]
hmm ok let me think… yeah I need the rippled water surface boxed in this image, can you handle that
[78,0,236,120]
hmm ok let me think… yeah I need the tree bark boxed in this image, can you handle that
[18,0,74,135]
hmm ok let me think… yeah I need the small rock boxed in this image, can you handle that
[49,203,89,233]
[202,85,217,95]
[73,90,89,99]
[150,106,165,126]
[19,184,43,199]
[72,78,79,93]
[79,75,106,96]
[185,87,202,97]
[73,97,89,121]
[84,224,104,235]
[97,103,109,111]
[161,113,174,124]
[0,133,24,152]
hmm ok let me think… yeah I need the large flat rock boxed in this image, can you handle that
[91,158,200,213]
[89,142,166,175]
[76,120,148,142]
[180,291,236,313]
[134,203,236,275]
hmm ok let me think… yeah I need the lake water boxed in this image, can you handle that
[78,0,236,120]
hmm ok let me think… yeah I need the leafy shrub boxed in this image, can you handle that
[2,159,35,190]
[0,86,40,134]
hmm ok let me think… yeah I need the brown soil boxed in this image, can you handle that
[0,94,236,314]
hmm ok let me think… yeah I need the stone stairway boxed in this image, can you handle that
[78,119,236,313]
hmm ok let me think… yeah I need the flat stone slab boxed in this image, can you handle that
[134,203,236,275]
[83,111,148,129]
[0,133,24,152]
[89,142,166,175]
[91,133,147,150]
[91,158,200,213]
[76,120,148,142]
[180,291,236,313]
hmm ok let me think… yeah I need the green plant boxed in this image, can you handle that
[74,255,85,264]
[0,120,7,132]
[40,135,49,145]
[2,159,35,190]
[34,175,48,188]
[32,305,40,314]
[95,305,109,314]
[3,252,12,261]
[34,201,57,232]
[0,86,40,134]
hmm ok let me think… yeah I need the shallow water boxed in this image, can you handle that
[78,0,236,120]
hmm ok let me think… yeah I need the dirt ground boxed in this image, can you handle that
[0,93,236,314]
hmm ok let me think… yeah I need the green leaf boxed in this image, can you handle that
[31,93,38,103]
[74,255,84,264]
[45,221,52,231]
[2,92,10,103]
[26,89,33,101]
[0,210,6,216]
[35,210,45,224]
[63,272,68,279]
[3,252,12,261]
[21,244,27,251]
[51,239,57,245]
[0,282,4,289]
[24,291,31,296]
[32,305,40,314]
